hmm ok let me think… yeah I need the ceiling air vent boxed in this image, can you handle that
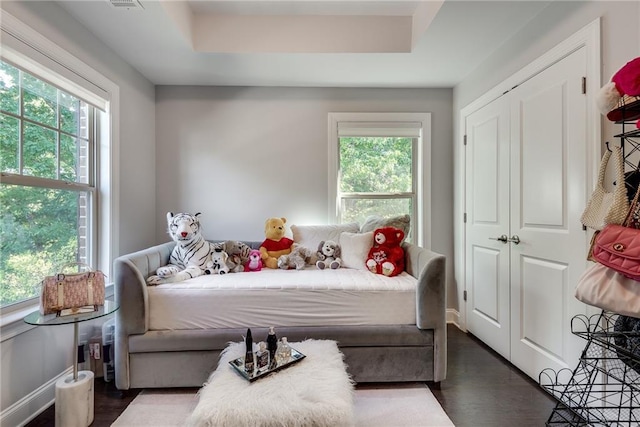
[108,0,144,10]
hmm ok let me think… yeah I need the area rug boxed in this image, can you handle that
[111,383,454,426]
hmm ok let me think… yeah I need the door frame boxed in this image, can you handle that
[454,18,602,331]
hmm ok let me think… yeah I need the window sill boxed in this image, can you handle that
[1,283,114,342]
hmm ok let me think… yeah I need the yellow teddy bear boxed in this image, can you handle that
[259,217,294,269]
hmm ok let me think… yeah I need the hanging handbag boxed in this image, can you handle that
[39,263,106,316]
[592,181,640,280]
[575,262,640,317]
[580,146,629,230]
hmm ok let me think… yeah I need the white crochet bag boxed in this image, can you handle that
[580,145,629,230]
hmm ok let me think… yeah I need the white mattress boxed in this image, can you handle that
[148,267,417,330]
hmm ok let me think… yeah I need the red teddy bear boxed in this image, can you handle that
[366,226,405,277]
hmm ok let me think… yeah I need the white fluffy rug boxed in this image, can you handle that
[112,385,454,427]
[186,340,354,426]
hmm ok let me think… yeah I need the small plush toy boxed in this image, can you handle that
[216,240,251,273]
[596,57,640,127]
[245,249,263,272]
[366,227,405,277]
[278,244,314,270]
[259,217,294,269]
[205,248,230,275]
[316,240,342,270]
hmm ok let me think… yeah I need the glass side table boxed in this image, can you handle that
[24,300,119,427]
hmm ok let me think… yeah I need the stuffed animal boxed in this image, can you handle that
[316,240,342,270]
[366,227,405,277]
[597,57,640,127]
[147,212,216,285]
[259,217,294,269]
[204,248,230,275]
[245,249,263,272]
[213,240,251,273]
[278,243,314,270]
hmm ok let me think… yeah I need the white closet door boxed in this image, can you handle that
[464,96,511,360]
[508,46,588,379]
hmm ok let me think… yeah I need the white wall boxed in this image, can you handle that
[0,2,156,424]
[155,86,453,250]
[453,1,640,317]
[455,1,639,140]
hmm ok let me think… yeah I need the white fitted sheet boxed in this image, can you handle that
[148,267,417,330]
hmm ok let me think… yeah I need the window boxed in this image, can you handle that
[328,113,431,247]
[0,11,118,315]
[0,61,97,307]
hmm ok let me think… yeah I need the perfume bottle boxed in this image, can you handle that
[244,328,254,373]
[275,337,292,365]
[266,326,278,364]
[256,341,270,371]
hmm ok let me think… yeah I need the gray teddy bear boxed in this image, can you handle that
[316,240,342,269]
[278,244,314,270]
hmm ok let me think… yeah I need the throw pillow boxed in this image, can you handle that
[340,231,374,270]
[291,223,360,251]
[360,214,410,240]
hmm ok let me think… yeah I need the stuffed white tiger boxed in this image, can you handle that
[146,212,216,285]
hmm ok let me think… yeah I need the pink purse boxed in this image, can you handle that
[40,263,105,316]
[592,224,640,281]
[592,180,640,280]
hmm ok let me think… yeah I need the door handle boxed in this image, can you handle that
[509,235,521,245]
[489,234,509,243]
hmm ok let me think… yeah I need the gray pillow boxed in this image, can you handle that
[360,214,410,239]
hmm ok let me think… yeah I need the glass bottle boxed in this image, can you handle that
[275,337,292,365]
[266,326,278,365]
[256,341,270,371]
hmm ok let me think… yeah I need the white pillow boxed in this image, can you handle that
[360,214,411,241]
[339,231,373,270]
[291,223,359,251]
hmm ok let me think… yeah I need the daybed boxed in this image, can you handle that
[113,235,447,390]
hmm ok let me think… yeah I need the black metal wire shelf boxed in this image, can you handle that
[539,311,640,426]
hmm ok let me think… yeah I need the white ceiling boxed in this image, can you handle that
[57,0,552,88]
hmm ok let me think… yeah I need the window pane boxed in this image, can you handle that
[0,62,20,115]
[60,92,81,135]
[342,197,413,240]
[339,137,413,193]
[60,134,86,182]
[22,73,57,128]
[23,122,57,179]
[0,184,84,307]
[1,113,20,173]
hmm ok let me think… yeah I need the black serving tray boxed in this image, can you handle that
[229,347,306,382]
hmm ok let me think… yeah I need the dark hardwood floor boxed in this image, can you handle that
[26,324,557,426]
[431,325,557,426]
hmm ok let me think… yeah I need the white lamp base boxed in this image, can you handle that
[55,370,94,427]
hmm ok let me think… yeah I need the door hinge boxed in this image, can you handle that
[463,290,467,301]
[463,213,467,223]
[582,77,586,94]
[464,135,467,146]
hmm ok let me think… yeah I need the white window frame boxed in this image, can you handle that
[0,11,120,331]
[328,112,431,248]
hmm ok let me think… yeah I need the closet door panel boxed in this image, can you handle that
[521,85,565,227]
[509,47,588,379]
[465,96,511,360]
[519,256,567,359]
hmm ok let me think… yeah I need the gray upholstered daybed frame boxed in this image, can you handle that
[113,241,447,390]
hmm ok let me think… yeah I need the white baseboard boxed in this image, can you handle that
[0,367,72,427]
[446,308,462,330]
